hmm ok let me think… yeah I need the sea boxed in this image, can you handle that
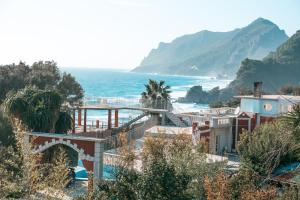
[63,68,231,123]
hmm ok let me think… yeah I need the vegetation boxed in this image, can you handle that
[238,120,300,176]
[0,61,84,106]
[74,105,300,200]
[279,84,300,95]
[0,110,16,147]
[5,87,72,133]
[2,57,300,199]
[141,79,172,109]
[209,98,240,108]
[180,85,242,107]
[179,86,220,104]
[224,29,300,97]
[42,144,78,167]
[0,124,72,199]
[283,104,300,140]
[79,134,225,200]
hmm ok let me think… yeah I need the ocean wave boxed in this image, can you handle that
[171,91,187,98]
[172,102,209,113]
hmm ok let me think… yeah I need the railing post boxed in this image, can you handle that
[108,110,112,129]
[84,109,87,133]
[78,109,82,126]
[115,110,119,128]
[72,109,76,134]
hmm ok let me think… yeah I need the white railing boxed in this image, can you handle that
[83,97,142,108]
[83,96,172,110]
[199,107,236,115]
[210,117,232,128]
[176,114,209,126]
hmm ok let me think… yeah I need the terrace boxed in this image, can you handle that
[69,97,169,139]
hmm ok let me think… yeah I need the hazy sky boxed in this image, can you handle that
[0,0,299,69]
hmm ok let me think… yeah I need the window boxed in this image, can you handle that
[263,103,272,111]
[218,118,229,125]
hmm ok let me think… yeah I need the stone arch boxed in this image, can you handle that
[33,138,94,162]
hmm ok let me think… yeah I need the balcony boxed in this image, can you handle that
[210,117,232,128]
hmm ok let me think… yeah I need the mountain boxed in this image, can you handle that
[181,30,300,104]
[226,29,300,94]
[132,18,288,77]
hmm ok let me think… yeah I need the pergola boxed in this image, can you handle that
[71,105,122,133]
[71,105,168,134]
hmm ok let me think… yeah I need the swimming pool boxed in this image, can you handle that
[75,138,145,180]
[75,160,116,180]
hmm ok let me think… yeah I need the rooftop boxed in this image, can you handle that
[145,126,193,136]
[234,95,300,101]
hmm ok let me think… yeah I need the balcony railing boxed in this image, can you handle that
[210,117,232,128]
[199,107,236,116]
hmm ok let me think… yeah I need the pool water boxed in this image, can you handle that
[75,160,116,180]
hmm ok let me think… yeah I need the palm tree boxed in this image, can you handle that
[5,87,72,133]
[141,79,171,109]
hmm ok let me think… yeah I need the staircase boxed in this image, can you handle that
[165,112,187,127]
[112,112,149,135]
[104,114,158,150]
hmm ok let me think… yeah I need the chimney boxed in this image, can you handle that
[253,82,262,98]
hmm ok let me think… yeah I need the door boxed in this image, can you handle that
[216,134,227,155]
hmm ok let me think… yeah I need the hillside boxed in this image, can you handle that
[227,29,300,93]
[132,18,288,77]
[182,30,300,104]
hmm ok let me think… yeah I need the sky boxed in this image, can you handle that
[0,0,299,69]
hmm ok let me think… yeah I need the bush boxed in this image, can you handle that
[238,120,300,176]
[89,134,224,200]
[5,87,72,133]
[0,110,15,147]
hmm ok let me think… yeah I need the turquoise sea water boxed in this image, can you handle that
[63,68,231,114]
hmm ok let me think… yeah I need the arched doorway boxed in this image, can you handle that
[41,143,89,180]
[26,132,106,180]
[42,144,78,167]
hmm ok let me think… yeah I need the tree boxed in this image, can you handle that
[280,85,295,95]
[0,110,16,147]
[88,133,224,200]
[27,61,61,89]
[45,146,72,190]
[42,144,78,167]
[284,104,300,129]
[141,79,171,109]
[5,87,72,133]
[55,111,74,133]
[0,60,84,106]
[0,146,24,198]
[0,62,29,103]
[57,72,84,106]
[0,141,72,199]
[279,85,300,95]
[237,120,300,176]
